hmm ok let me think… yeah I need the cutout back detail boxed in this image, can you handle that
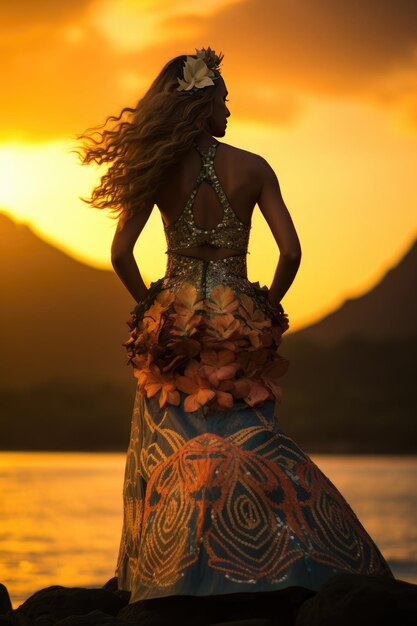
[163,142,251,253]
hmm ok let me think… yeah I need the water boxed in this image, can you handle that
[0,452,416,609]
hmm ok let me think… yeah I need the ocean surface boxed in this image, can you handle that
[0,452,416,610]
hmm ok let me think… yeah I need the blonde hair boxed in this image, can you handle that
[74,54,222,221]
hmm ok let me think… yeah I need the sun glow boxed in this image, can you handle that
[89,0,242,52]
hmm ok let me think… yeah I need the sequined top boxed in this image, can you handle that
[163,142,251,252]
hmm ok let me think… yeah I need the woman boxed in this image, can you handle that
[77,48,393,612]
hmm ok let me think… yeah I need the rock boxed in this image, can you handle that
[211,619,274,626]
[33,618,52,626]
[55,609,132,625]
[1,615,34,625]
[295,573,417,626]
[0,584,12,614]
[6,586,125,624]
[101,579,118,594]
[101,579,130,608]
[8,573,416,626]
[117,586,315,625]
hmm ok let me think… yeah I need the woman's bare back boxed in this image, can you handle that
[111,138,300,303]
[154,142,262,260]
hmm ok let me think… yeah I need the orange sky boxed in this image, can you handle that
[1,0,417,329]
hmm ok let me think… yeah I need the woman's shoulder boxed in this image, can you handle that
[219,142,272,175]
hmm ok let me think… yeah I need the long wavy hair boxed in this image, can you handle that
[74,54,222,221]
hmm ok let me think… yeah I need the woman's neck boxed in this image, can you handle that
[194,130,218,152]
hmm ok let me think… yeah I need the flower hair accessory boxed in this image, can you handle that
[177,47,224,95]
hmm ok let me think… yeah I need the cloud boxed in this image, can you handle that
[88,0,242,52]
[1,0,417,140]
[159,0,417,126]
[197,0,417,89]
[0,0,92,37]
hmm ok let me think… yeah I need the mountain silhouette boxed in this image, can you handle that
[289,237,417,344]
[0,211,135,389]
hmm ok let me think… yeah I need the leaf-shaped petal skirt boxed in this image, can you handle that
[123,254,290,416]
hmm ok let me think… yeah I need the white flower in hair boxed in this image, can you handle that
[177,56,215,92]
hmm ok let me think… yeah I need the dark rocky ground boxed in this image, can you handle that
[1,574,417,625]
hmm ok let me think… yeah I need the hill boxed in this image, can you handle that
[0,211,135,389]
[289,237,417,344]
[277,236,417,452]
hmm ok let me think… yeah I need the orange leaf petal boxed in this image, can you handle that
[196,388,216,406]
[174,283,204,315]
[184,394,200,412]
[176,375,199,394]
[215,390,233,409]
[244,380,271,406]
[156,289,175,309]
[206,285,239,314]
[183,388,215,412]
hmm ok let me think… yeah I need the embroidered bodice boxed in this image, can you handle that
[163,142,251,252]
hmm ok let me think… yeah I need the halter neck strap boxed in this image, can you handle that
[193,142,218,158]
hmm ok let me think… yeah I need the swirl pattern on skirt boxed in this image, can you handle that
[135,432,392,587]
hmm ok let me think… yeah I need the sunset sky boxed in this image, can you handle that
[1,0,417,329]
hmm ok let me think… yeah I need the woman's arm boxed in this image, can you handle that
[111,204,154,303]
[256,158,302,306]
